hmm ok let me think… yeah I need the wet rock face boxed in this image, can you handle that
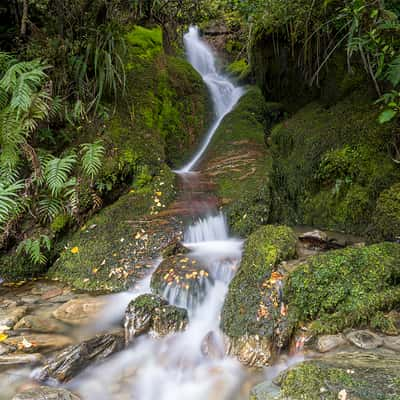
[39,333,124,382]
[124,294,188,344]
[225,335,272,368]
[316,334,347,353]
[13,386,80,400]
[221,225,297,366]
[150,255,213,309]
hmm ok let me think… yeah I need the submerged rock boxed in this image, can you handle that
[39,332,124,382]
[13,387,80,400]
[0,306,28,330]
[14,315,66,334]
[221,225,297,366]
[124,294,188,344]
[200,331,225,360]
[52,297,106,325]
[151,255,213,309]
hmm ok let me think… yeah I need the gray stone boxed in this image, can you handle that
[346,330,383,350]
[316,334,347,353]
[0,306,28,330]
[383,335,400,352]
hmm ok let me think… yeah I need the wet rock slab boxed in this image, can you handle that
[5,334,73,353]
[13,386,80,400]
[346,330,383,350]
[39,332,124,382]
[316,334,347,353]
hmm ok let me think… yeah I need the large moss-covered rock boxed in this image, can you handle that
[269,91,400,235]
[270,351,400,400]
[48,167,180,292]
[285,242,400,335]
[151,254,213,309]
[221,225,297,365]
[203,87,280,236]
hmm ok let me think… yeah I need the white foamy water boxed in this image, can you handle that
[69,215,246,400]
[177,26,244,173]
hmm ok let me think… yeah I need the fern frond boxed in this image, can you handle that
[38,196,65,223]
[0,180,25,229]
[17,234,52,265]
[44,154,77,196]
[80,141,105,179]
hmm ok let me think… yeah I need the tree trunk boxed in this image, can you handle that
[20,0,28,36]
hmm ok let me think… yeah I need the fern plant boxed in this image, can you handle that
[0,180,25,232]
[44,154,77,196]
[80,141,105,179]
[17,235,52,265]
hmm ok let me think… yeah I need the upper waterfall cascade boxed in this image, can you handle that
[177,27,244,173]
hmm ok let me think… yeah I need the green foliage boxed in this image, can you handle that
[126,26,163,60]
[270,91,400,234]
[285,243,400,334]
[0,180,25,231]
[17,234,52,265]
[372,183,400,241]
[80,141,105,180]
[72,23,127,112]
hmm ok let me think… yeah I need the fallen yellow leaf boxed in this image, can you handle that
[71,246,79,254]
[0,333,8,342]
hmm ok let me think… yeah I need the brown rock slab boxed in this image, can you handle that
[41,287,64,300]
[0,353,44,366]
[52,297,106,325]
[5,334,73,352]
[0,306,28,330]
[14,315,66,334]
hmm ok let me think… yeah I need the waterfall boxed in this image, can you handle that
[177,26,244,173]
[68,27,248,400]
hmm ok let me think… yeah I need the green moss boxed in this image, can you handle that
[48,167,177,292]
[372,183,400,241]
[0,253,45,282]
[285,242,400,334]
[221,225,297,338]
[50,214,72,234]
[226,59,251,82]
[277,357,400,400]
[125,26,162,60]
[270,91,400,234]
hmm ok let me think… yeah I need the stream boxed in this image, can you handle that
[68,26,254,400]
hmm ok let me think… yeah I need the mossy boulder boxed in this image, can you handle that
[270,352,400,400]
[221,225,297,365]
[48,167,180,293]
[269,91,400,234]
[285,242,400,335]
[151,254,213,309]
[124,294,188,342]
[372,183,400,242]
